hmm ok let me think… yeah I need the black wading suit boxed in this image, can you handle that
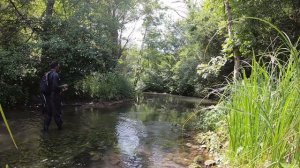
[43,70,63,131]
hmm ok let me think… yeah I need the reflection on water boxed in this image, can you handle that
[0,93,203,168]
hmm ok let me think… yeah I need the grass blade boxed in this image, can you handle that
[0,104,18,149]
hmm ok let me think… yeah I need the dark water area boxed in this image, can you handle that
[0,93,206,168]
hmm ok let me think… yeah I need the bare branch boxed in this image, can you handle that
[121,20,139,52]
[163,7,187,19]
[8,0,25,19]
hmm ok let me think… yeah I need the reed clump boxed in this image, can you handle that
[226,25,300,167]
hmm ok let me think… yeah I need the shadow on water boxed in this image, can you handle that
[0,93,208,168]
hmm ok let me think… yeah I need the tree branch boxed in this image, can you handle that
[164,7,187,19]
[8,0,41,33]
[121,20,139,53]
[8,0,26,20]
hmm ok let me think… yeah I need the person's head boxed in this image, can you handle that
[50,61,60,71]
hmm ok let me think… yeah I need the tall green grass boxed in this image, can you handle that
[226,19,300,167]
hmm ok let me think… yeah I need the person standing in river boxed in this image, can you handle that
[42,61,68,132]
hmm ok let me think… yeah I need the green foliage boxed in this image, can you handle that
[197,56,227,79]
[124,0,228,97]
[75,72,134,101]
[184,0,225,61]
[171,55,201,96]
[0,0,148,105]
[198,105,227,131]
[0,31,34,106]
[0,83,26,106]
[1,0,300,107]
[125,0,300,99]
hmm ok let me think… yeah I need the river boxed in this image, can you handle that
[0,93,211,168]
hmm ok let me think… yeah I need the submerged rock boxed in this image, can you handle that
[189,163,202,168]
[193,156,204,164]
[173,157,190,166]
[204,160,216,167]
[41,159,48,162]
[89,152,102,161]
[191,145,199,149]
[109,154,121,165]
[200,145,207,149]
[186,143,193,148]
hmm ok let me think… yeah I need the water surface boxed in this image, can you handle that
[0,93,204,168]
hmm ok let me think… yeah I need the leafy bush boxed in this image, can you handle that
[75,72,134,101]
[0,83,27,106]
[0,48,32,106]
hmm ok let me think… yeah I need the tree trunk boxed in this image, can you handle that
[111,27,120,58]
[41,0,55,66]
[224,0,240,80]
[133,27,148,87]
[108,4,121,70]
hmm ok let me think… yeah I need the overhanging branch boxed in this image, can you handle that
[8,0,42,33]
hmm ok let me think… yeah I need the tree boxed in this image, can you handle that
[0,0,146,105]
[224,0,240,80]
[41,0,55,66]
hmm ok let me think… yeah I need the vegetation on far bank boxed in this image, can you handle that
[2,0,298,106]
[75,72,134,101]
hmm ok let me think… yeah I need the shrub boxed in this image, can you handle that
[75,72,134,101]
[0,83,27,106]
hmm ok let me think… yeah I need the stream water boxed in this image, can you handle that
[0,93,207,168]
